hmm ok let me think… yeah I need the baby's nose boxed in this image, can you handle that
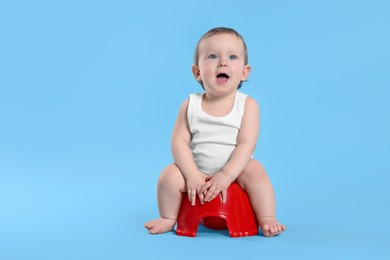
[218,60,227,67]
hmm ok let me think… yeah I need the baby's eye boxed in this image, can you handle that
[229,55,238,60]
[208,54,218,59]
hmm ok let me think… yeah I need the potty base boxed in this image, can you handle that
[176,182,258,238]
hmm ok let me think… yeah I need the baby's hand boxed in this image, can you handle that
[199,171,233,203]
[185,171,207,206]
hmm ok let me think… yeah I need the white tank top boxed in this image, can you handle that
[187,91,248,174]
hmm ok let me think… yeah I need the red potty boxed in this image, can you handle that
[176,182,258,238]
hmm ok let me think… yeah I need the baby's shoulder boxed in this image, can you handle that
[180,98,189,109]
[243,96,260,112]
[245,96,258,105]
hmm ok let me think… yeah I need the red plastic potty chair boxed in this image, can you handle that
[176,182,258,238]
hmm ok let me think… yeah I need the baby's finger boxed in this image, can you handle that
[190,190,196,206]
[199,181,212,194]
[203,187,213,201]
[209,189,220,202]
[198,192,205,205]
[221,190,227,204]
[205,187,218,202]
[187,189,195,205]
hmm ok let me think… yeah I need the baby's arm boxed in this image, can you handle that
[171,99,207,205]
[222,97,260,180]
[201,97,260,202]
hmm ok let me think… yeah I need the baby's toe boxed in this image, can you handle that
[270,224,278,234]
[263,224,270,232]
[276,225,282,233]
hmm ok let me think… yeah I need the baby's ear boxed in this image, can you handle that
[192,64,202,81]
[241,64,251,81]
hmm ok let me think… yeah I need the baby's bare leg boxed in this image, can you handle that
[144,164,186,234]
[236,159,286,237]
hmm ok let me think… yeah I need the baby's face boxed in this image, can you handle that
[193,33,250,96]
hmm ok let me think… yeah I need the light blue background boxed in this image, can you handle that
[1,1,389,259]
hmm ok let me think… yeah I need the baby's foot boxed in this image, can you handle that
[259,216,286,237]
[144,218,176,234]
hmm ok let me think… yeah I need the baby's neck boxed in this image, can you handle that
[201,92,236,117]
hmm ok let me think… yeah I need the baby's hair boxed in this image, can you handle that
[193,27,248,89]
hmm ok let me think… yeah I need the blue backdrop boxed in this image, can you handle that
[1,1,389,259]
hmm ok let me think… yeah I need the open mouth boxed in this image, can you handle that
[216,73,229,83]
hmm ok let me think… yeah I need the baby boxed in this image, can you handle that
[144,27,286,237]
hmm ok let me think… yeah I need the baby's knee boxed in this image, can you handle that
[158,164,184,186]
[243,160,268,180]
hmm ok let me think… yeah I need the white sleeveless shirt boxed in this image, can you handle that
[187,91,248,174]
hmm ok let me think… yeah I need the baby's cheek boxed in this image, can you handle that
[202,70,214,78]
